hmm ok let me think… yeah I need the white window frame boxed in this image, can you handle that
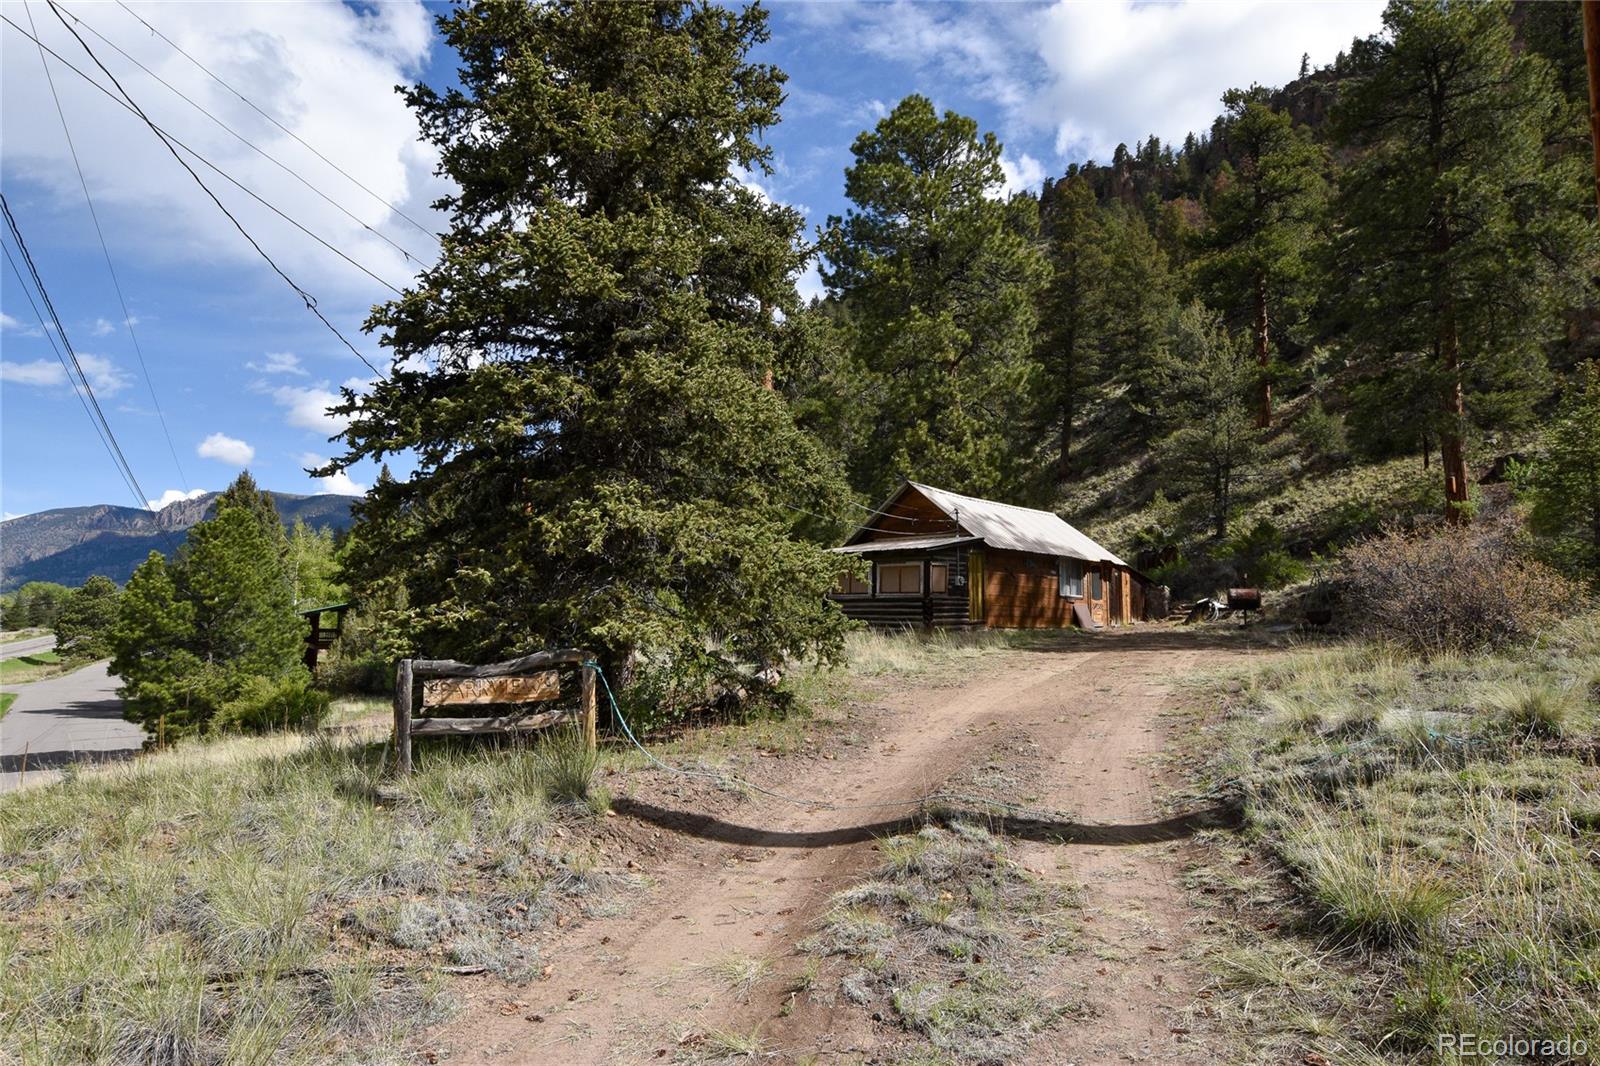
[877,562,923,596]
[1057,558,1084,598]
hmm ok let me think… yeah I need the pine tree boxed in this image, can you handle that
[1097,207,1178,442]
[1332,0,1596,522]
[1519,361,1600,583]
[325,1,854,680]
[1193,90,1326,427]
[819,94,1048,501]
[1036,176,1106,479]
[111,552,202,740]
[52,575,120,661]
[287,519,345,607]
[1156,303,1263,540]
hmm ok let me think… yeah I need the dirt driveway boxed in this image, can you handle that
[421,628,1266,1064]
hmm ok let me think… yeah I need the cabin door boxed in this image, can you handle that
[967,550,985,624]
[1110,569,1123,626]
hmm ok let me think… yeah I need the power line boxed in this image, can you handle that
[56,0,434,269]
[22,0,188,492]
[1,240,126,489]
[112,0,442,247]
[21,5,386,377]
[1,196,166,530]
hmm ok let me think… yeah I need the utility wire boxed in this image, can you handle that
[112,0,442,247]
[23,0,189,492]
[3,15,407,301]
[30,5,386,377]
[1,198,169,536]
[1,240,125,488]
[56,1,434,269]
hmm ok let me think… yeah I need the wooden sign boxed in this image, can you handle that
[422,671,559,707]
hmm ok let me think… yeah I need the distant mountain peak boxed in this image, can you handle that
[0,491,359,591]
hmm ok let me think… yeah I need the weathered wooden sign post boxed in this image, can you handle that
[393,648,598,775]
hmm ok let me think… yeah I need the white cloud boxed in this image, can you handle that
[997,152,1046,197]
[76,354,132,396]
[795,260,826,304]
[0,355,130,394]
[270,382,349,435]
[820,1,1383,166]
[247,351,309,376]
[299,452,366,496]
[197,432,255,465]
[1028,1,1383,162]
[90,317,115,337]
[1,311,41,336]
[147,487,209,509]
[2,512,24,522]
[0,1,447,309]
[0,359,67,387]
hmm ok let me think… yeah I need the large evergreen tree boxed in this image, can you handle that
[818,94,1048,501]
[1193,90,1326,427]
[326,1,853,679]
[111,552,202,740]
[1332,0,1595,521]
[1036,176,1107,480]
[1097,206,1178,443]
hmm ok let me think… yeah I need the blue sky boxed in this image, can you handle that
[0,0,1384,520]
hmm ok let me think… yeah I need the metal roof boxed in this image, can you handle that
[899,482,1128,566]
[829,534,979,555]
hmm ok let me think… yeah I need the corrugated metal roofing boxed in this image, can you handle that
[829,534,978,555]
[906,482,1128,567]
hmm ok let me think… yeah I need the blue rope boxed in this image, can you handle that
[581,660,1079,820]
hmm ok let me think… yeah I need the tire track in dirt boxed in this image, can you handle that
[422,631,1254,1064]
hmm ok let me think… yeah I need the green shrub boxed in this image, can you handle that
[1227,519,1308,589]
[1296,399,1347,463]
[214,674,330,735]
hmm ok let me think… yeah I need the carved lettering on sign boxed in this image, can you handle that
[422,672,560,706]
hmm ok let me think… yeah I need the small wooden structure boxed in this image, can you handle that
[393,648,597,775]
[298,601,351,674]
[828,481,1157,631]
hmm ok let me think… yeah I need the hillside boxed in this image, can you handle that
[0,492,357,591]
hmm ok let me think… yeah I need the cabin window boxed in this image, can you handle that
[929,564,949,594]
[1057,558,1084,598]
[1090,568,1104,600]
[835,571,869,596]
[878,562,922,595]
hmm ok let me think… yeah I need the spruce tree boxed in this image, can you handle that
[1193,91,1326,427]
[178,498,303,684]
[819,94,1048,501]
[325,1,854,679]
[111,552,202,740]
[1332,0,1596,522]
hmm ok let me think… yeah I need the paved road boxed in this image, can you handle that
[1,660,145,792]
[0,635,55,661]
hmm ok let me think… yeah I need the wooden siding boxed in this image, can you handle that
[853,487,962,542]
[830,542,1153,631]
[828,544,976,629]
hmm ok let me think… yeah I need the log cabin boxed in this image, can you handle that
[828,481,1155,630]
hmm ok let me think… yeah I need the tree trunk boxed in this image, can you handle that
[1440,315,1470,524]
[1254,271,1271,429]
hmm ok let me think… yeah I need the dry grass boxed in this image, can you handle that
[804,823,1080,1063]
[0,726,639,1063]
[1187,611,1600,1060]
